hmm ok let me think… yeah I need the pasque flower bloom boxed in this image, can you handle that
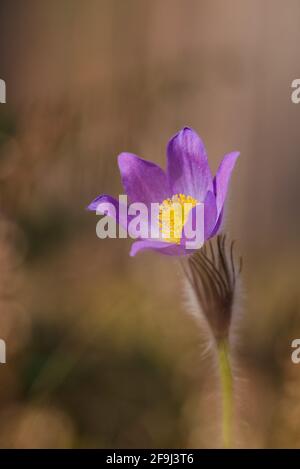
[87,127,239,256]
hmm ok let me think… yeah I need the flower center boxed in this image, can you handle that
[158,194,198,244]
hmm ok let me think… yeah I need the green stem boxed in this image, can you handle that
[218,339,233,448]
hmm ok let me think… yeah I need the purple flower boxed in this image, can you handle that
[87,127,239,256]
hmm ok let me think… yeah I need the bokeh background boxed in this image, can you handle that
[0,0,299,448]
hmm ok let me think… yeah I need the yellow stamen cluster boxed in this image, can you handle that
[158,193,198,244]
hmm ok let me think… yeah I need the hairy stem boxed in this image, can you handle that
[218,339,233,448]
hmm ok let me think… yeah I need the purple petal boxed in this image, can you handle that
[87,194,130,231]
[209,208,224,238]
[204,190,218,239]
[180,203,205,251]
[131,191,218,257]
[130,240,186,257]
[179,191,217,252]
[118,152,170,205]
[167,127,213,201]
[214,151,239,217]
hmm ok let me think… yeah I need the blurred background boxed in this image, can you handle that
[0,0,299,448]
